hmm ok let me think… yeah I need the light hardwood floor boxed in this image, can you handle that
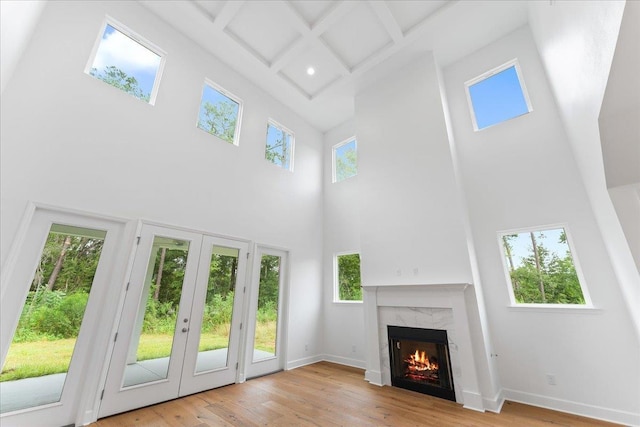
[92,362,616,426]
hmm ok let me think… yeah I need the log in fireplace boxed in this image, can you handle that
[387,325,456,402]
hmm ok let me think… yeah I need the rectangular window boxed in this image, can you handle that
[333,138,357,183]
[465,59,532,130]
[334,253,362,302]
[499,226,590,306]
[265,121,294,171]
[86,20,164,104]
[197,81,242,145]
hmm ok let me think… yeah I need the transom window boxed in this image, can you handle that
[465,59,532,130]
[334,253,362,303]
[499,226,590,306]
[265,121,294,171]
[197,81,242,145]
[86,20,163,104]
[332,138,357,183]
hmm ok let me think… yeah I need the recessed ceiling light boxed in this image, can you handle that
[307,67,315,76]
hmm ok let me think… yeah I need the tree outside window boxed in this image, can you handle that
[333,138,357,182]
[500,227,588,305]
[197,83,241,144]
[335,253,362,302]
[265,121,293,170]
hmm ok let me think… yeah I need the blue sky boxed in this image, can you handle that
[469,65,529,129]
[266,124,292,169]
[198,85,239,126]
[91,25,161,97]
[335,139,356,163]
[505,228,572,268]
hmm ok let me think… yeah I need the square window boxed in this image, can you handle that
[197,82,242,145]
[333,138,357,183]
[265,121,294,171]
[499,227,590,305]
[335,253,362,302]
[465,59,532,130]
[87,21,163,104]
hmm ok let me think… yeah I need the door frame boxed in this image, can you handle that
[242,244,289,381]
[0,202,134,427]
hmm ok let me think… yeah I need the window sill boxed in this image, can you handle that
[333,300,363,305]
[507,304,602,314]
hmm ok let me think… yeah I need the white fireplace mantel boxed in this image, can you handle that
[362,283,490,412]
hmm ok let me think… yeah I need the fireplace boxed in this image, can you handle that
[387,325,456,402]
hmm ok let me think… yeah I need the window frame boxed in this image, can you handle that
[265,119,295,172]
[84,16,166,105]
[333,251,363,304]
[497,224,593,309]
[464,58,533,131]
[196,79,244,146]
[332,137,357,183]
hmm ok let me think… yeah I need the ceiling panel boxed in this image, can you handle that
[320,2,392,70]
[385,0,448,34]
[280,42,343,97]
[288,0,335,28]
[225,1,302,64]
[192,0,225,19]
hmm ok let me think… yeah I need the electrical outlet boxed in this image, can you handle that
[305,344,308,352]
[352,345,356,353]
[546,374,556,385]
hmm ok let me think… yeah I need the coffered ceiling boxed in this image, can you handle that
[140,1,529,132]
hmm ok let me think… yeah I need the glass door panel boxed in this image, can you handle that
[195,246,239,373]
[253,254,281,362]
[123,236,190,387]
[1,224,106,414]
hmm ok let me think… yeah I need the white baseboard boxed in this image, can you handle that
[286,355,324,370]
[503,388,640,426]
[483,389,505,413]
[322,354,366,370]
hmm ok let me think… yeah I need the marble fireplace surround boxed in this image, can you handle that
[363,283,489,412]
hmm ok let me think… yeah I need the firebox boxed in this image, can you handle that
[387,325,455,402]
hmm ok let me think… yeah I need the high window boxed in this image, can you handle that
[86,20,163,104]
[265,121,294,171]
[332,138,357,183]
[197,81,242,145]
[499,226,590,306]
[465,59,532,130]
[334,253,362,302]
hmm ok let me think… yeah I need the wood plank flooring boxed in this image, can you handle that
[92,362,617,426]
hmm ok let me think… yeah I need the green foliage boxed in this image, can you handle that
[14,290,89,340]
[90,65,150,102]
[503,231,585,304]
[338,254,362,301]
[336,146,357,181]
[265,126,291,168]
[198,100,238,143]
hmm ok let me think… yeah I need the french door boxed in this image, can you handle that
[244,246,288,379]
[99,225,248,417]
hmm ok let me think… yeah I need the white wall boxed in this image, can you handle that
[527,0,640,341]
[0,0,46,94]
[355,55,473,287]
[443,26,639,424]
[0,0,324,369]
[322,119,366,368]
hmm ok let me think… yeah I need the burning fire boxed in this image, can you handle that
[407,350,438,371]
[405,349,439,383]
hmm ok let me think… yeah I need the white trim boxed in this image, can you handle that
[285,355,324,370]
[496,223,593,308]
[196,79,244,146]
[464,58,532,131]
[503,388,640,426]
[332,136,357,183]
[321,354,366,370]
[84,16,166,105]
[333,251,362,303]
[265,119,295,172]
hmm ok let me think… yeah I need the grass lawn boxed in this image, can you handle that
[1,321,278,383]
